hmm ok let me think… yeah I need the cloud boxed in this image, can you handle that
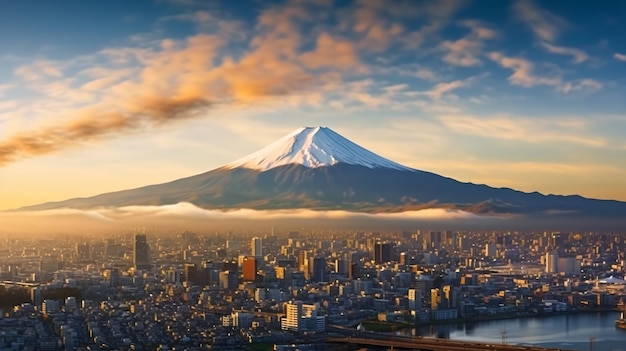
[408,74,485,100]
[3,202,489,224]
[438,114,607,147]
[0,0,469,169]
[423,80,468,99]
[540,42,589,63]
[614,53,626,62]
[440,20,497,67]
[0,201,506,234]
[0,1,380,166]
[513,0,567,42]
[488,52,559,87]
[488,52,602,93]
[558,79,603,94]
[0,95,211,166]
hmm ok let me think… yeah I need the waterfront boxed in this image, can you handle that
[398,312,625,351]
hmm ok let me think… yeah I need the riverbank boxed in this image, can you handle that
[410,310,626,351]
[415,307,619,327]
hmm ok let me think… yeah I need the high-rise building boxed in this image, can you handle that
[281,301,325,332]
[408,288,421,311]
[75,243,90,260]
[312,257,326,282]
[242,257,257,281]
[431,288,441,310]
[133,234,150,269]
[251,237,263,257]
[545,252,559,273]
[349,262,361,279]
[184,263,198,284]
[426,231,442,250]
[219,270,238,290]
[485,243,497,258]
[334,259,349,275]
[374,242,391,264]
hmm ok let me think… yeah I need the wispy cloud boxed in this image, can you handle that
[540,42,589,63]
[440,20,497,66]
[439,114,607,147]
[614,53,626,62]
[489,52,602,93]
[513,0,567,42]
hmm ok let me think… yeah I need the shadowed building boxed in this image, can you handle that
[133,234,151,270]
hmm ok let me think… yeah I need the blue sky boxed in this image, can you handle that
[1,0,626,209]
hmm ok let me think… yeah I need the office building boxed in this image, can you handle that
[281,301,325,332]
[133,234,150,270]
[243,257,257,282]
[312,257,326,282]
[374,242,391,264]
[251,237,263,257]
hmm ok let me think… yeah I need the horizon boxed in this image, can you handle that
[1,0,626,212]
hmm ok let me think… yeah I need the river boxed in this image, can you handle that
[395,311,625,351]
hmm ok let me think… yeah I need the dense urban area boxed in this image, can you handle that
[0,228,625,351]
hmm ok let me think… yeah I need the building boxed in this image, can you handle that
[312,257,326,282]
[42,299,60,316]
[431,288,440,310]
[485,243,497,258]
[408,288,421,311]
[426,231,442,250]
[219,270,238,290]
[334,259,349,276]
[242,257,258,282]
[281,301,325,332]
[231,312,253,328]
[133,234,150,270]
[75,243,90,260]
[251,237,263,257]
[105,269,120,287]
[546,252,559,273]
[184,263,198,284]
[555,255,581,275]
[374,242,391,264]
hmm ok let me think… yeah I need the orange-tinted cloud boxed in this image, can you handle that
[0,1,458,166]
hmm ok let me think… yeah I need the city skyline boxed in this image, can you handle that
[1,0,626,210]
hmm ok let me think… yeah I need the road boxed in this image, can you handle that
[326,336,576,351]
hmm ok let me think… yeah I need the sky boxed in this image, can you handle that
[1,0,626,211]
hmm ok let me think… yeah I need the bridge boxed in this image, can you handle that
[326,336,576,351]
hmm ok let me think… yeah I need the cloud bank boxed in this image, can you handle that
[0,202,497,234]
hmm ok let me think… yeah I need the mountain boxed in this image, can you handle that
[17,126,626,219]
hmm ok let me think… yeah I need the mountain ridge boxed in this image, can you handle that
[14,126,626,220]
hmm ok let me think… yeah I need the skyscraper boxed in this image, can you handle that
[374,242,391,264]
[312,257,326,282]
[251,237,263,257]
[133,234,150,269]
[242,257,257,281]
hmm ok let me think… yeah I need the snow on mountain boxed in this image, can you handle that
[223,126,414,172]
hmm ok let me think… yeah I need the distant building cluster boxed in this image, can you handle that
[0,228,624,350]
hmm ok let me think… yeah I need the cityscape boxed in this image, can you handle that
[2,0,626,350]
[0,227,625,350]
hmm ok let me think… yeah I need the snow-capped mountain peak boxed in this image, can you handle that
[223,126,414,171]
